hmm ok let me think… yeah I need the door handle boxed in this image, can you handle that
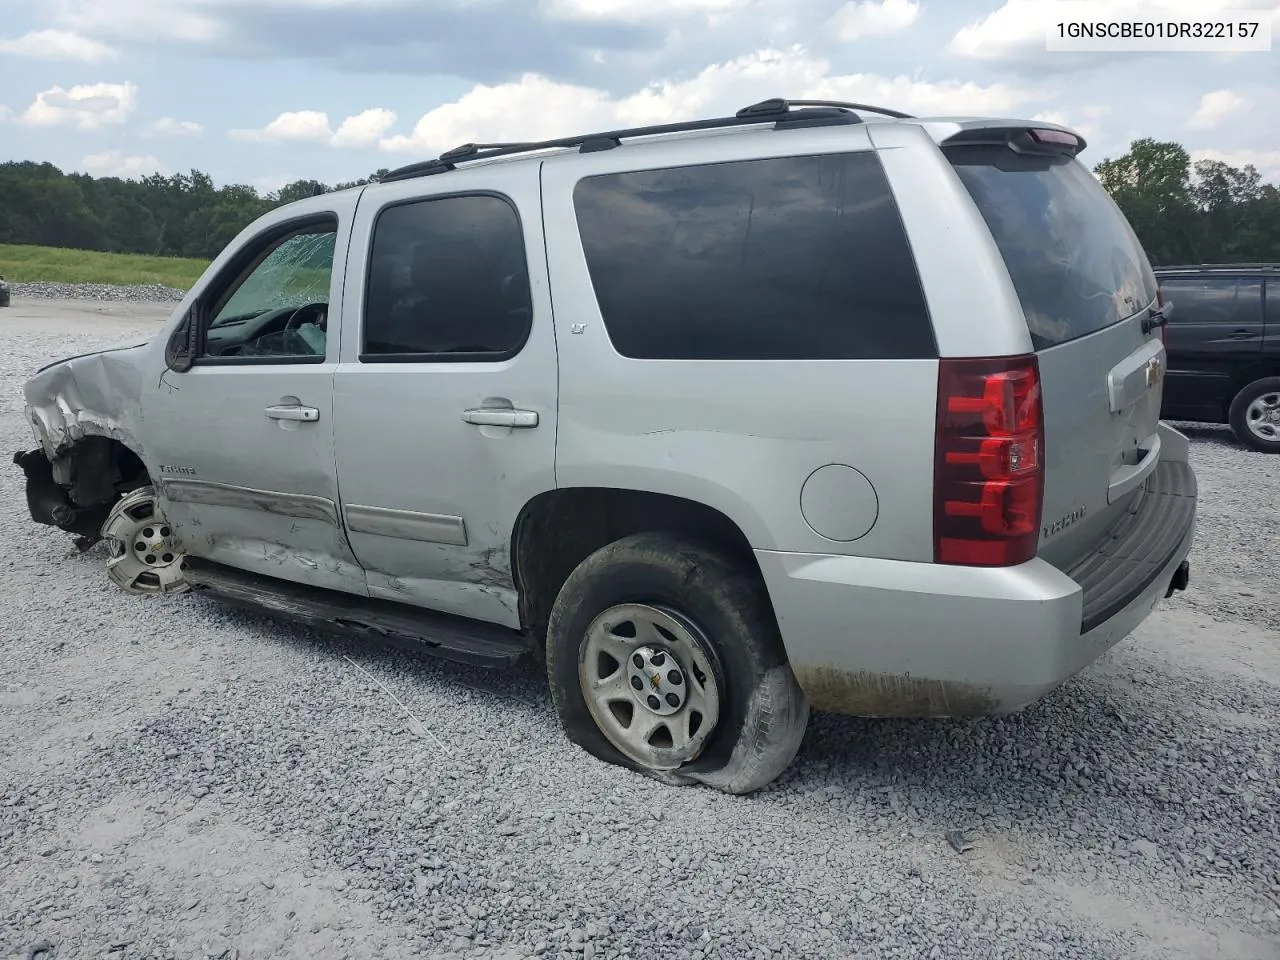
[461,408,538,428]
[265,403,320,422]
[1229,329,1253,339]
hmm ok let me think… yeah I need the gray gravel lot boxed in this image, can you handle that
[1,292,1278,960]
[8,281,188,305]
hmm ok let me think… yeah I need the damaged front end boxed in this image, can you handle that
[14,341,153,550]
[14,440,150,550]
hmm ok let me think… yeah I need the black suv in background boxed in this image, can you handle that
[1156,263,1279,453]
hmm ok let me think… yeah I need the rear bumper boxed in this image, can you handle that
[757,453,1197,718]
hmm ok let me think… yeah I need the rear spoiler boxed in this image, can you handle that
[940,125,1087,159]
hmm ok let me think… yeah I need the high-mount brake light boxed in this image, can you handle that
[934,355,1045,567]
[1029,128,1079,148]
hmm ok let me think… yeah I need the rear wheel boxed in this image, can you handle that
[546,532,808,794]
[101,485,189,594]
[1228,377,1280,454]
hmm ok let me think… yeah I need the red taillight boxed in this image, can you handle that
[934,355,1045,567]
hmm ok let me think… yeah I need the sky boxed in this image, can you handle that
[0,0,1277,195]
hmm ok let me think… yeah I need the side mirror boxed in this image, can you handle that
[165,302,204,372]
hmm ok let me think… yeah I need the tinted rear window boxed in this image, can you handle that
[945,145,1158,350]
[362,194,532,360]
[572,152,936,360]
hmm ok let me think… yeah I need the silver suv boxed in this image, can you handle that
[14,99,1197,794]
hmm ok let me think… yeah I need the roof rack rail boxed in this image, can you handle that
[736,97,915,120]
[1154,262,1279,271]
[378,96,911,184]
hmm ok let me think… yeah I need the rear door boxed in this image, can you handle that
[331,163,557,627]
[942,138,1168,569]
[1158,273,1264,421]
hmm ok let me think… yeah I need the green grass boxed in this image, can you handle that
[0,244,209,290]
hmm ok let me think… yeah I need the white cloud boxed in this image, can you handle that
[380,46,1036,155]
[949,0,1056,60]
[828,0,920,42]
[543,0,745,22]
[80,150,168,178]
[1187,90,1248,130]
[330,108,398,148]
[231,109,334,143]
[0,29,119,62]
[19,81,138,130]
[152,117,204,136]
[1191,148,1280,183]
[232,107,400,149]
[950,0,1280,62]
[0,105,10,123]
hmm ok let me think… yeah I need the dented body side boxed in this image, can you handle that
[15,191,371,598]
[14,120,1200,726]
[23,340,151,462]
[17,339,162,543]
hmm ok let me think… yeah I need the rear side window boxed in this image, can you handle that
[945,145,1158,350]
[362,193,532,361]
[1159,276,1263,326]
[572,152,935,360]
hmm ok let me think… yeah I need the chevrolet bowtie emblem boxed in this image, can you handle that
[1145,356,1164,388]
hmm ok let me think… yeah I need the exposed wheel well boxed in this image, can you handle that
[511,488,762,643]
[16,436,150,540]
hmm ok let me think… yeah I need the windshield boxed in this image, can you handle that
[945,145,1158,350]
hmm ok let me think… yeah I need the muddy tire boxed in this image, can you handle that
[546,532,808,794]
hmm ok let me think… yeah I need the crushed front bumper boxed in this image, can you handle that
[13,448,100,537]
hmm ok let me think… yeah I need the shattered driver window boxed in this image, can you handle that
[204,224,337,361]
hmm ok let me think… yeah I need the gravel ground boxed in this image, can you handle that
[1,300,1278,960]
[7,282,188,304]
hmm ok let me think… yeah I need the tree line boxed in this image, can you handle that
[1,138,1278,264]
[0,162,388,261]
[1094,139,1280,265]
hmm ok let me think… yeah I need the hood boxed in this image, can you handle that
[32,338,152,376]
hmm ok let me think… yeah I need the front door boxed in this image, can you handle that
[332,164,557,627]
[141,201,366,595]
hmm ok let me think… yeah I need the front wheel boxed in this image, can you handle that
[101,485,190,594]
[546,532,808,794]
[1228,377,1280,454]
